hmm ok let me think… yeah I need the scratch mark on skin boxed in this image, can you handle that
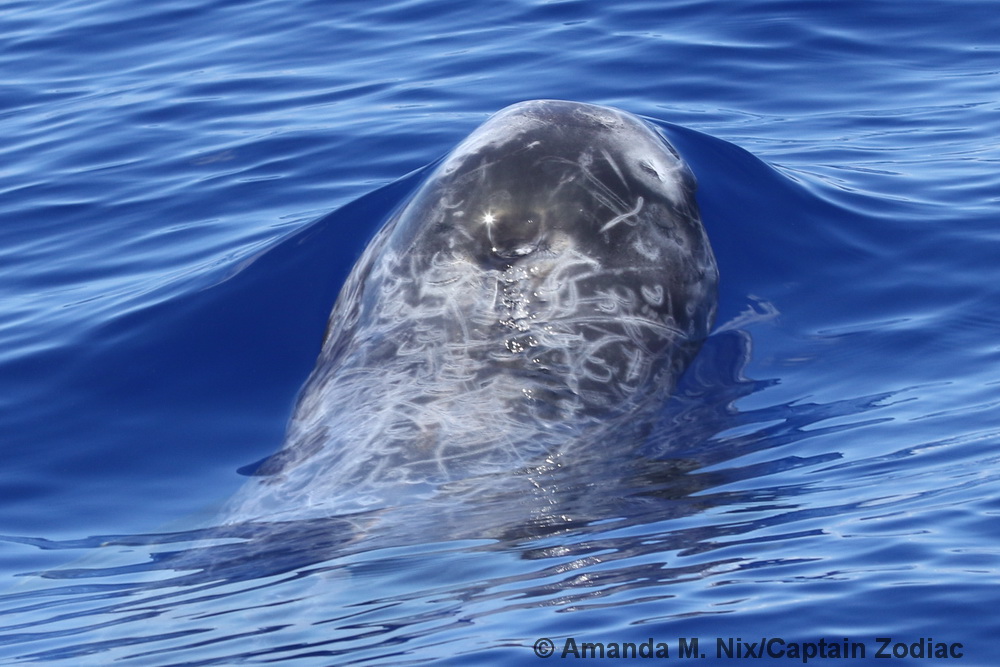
[599,197,644,233]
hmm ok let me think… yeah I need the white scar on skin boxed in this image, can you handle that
[599,196,644,233]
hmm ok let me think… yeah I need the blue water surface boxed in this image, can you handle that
[2,0,999,664]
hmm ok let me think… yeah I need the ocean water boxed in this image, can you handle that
[2,0,999,664]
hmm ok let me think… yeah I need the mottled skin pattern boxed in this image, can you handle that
[226,101,718,522]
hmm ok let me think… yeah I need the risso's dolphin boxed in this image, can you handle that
[227,100,718,523]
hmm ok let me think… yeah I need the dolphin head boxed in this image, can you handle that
[317,100,720,437]
[400,100,705,271]
[379,100,717,370]
[226,101,720,520]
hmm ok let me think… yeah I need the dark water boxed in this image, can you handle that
[2,0,998,664]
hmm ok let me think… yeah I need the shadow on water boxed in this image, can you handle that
[0,124,905,663]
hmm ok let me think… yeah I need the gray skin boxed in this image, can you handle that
[226,100,718,522]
